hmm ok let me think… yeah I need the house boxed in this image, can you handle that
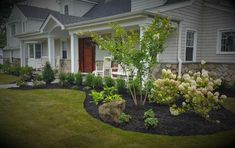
[3,0,235,83]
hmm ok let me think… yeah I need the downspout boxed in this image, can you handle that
[177,21,182,78]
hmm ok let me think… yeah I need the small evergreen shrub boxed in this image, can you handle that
[42,62,55,84]
[84,74,95,87]
[74,72,82,86]
[92,76,103,89]
[104,76,115,87]
[118,113,132,124]
[144,117,159,129]
[144,109,155,119]
[116,77,126,93]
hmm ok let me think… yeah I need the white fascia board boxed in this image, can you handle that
[39,14,65,33]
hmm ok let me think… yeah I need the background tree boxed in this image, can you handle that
[91,15,174,106]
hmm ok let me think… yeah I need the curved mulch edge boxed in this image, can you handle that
[84,91,235,136]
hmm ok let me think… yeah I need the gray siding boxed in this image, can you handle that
[131,0,167,11]
[201,5,235,63]
[159,0,203,63]
[26,19,44,32]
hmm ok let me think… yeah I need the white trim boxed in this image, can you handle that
[216,28,235,54]
[205,3,235,14]
[40,14,65,33]
[177,21,182,78]
[184,28,197,62]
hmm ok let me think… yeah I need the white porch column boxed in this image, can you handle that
[20,40,25,67]
[70,32,78,73]
[48,36,55,68]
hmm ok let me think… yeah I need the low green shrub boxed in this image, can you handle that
[67,73,75,85]
[90,91,104,105]
[144,117,159,129]
[104,94,123,103]
[104,76,115,87]
[144,109,155,119]
[42,62,55,84]
[103,86,116,97]
[116,77,126,93]
[16,80,28,87]
[118,113,132,124]
[74,72,82,86]
[32,80,46,88]
[92,76,103,89]
[59,72,68,87]
[84,74,95,87]
[20,66,33,81]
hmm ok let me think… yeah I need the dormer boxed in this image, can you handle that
[131,0,167,11]
[57,0,97,17]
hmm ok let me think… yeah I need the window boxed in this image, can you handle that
[61,40,67,59]
[29,44,34,58]
[185,30,197,61]
[28,43,42,59]
[219,30,235,53]
[22,21,26,32]
[64,5,69,15]
[11,24,16,36]
[35,44,42,59]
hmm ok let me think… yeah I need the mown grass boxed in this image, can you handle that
[0,89,234,148]
[0,73,20,84]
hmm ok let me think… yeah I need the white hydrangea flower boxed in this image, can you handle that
[182,102,186,106]
[220,95,227,100]
[214,92,219,96]
[196,77,202,83]
[207,91,213,97]
[201,60,206,65]
[214,79,222,86]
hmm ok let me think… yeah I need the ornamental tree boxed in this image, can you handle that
[91,15,174,106]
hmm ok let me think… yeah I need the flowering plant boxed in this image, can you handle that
[152,69,179,105]
[153,61,227,120]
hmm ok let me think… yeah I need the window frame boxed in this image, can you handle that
[217,28,235,54]
[10,23,16,36]
[184,29,197,62]
[22,21,26,33]
[64,5,69,15]
[28,43,42,59]
[60,39,68,59]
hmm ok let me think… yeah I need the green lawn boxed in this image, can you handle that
[0,89,234,148]
[0,73,20,84]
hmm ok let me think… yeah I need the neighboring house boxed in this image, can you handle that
[3,0,235,83]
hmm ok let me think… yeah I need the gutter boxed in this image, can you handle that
[177,21,183,78]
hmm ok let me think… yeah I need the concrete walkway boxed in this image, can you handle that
[0,80,59,89]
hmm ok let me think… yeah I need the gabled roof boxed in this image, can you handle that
[84,0,131,19]
[16,4,59,20]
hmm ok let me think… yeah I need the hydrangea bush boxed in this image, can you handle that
[153,61,227,120]
[152,69,179,105]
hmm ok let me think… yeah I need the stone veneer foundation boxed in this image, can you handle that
[153,63,235,85]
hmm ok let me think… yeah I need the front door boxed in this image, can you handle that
[79,38,95,73]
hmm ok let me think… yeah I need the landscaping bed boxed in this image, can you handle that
[84,90,235,136]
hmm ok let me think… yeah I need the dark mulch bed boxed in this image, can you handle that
[84,91,235,136]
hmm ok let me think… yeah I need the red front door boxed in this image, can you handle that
[79,38,95,73]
